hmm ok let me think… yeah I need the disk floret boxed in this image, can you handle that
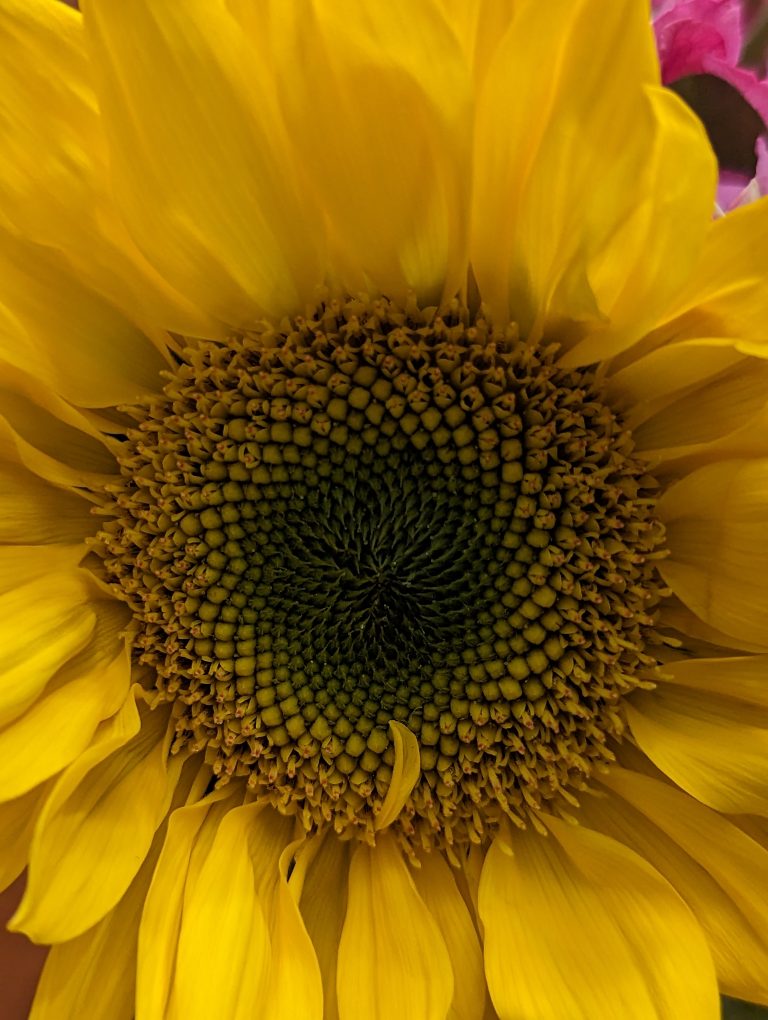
[96,298,666,850]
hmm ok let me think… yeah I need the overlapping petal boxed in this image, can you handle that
[253,0,471,304]
[12,696,181,943]
[652,198,768,351]
[298,830,351,1020]
[0,0,215,339]
[479,817,719,1019]
[0,598,131,800]
[659,459,768,648]
[627,655,768,816]
[337,832,453,1020]
[82,0,325,326]
[584,766,768,1004]
[413,850,486,1020]
[471,0,715,360]
[0,230,168,408]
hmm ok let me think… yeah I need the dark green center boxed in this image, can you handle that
[261,452,488,678]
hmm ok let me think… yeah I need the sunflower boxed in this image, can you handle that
[2,0,768,1017]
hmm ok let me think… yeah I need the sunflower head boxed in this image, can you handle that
[2,2,768,1019]
[95,297,669,855]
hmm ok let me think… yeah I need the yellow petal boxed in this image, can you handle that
[375,720,421,830]
[12,697,181,942]
[266,0,470,303]
[460,843,485,934]
[299,829,351,1020]
[560,88,715,365]
[655,197,768,352]
[0,545,86,596]
[0,360,116,473]
[657,404,768,479]
[0,464,96,544]
[413,851,486,1020]
[0,780,51,893]
[440,0,515,83]
[0,0,101,245]
[588,766,768,1005]
[606,339,743,426]
[337,831,453,1020]
[82,0,323,325]
[0,573,96,729]
[471,0,714,355]
[192,805,314,1020]
[136,787,243,1020]
[609,350,768,477]
[658,459,768,648]
[0,411,111,491]
[479,817,719,1019]
[659,597,768,654]
[656,653,768,703]
[0,0,218,340]
[173,801,272,1020]
[0,600,131,800]
[632,357,768,457]
[262,839,323,1020]
[0,230,166,408]
[626,657,768,816]
[28,796,172,1020]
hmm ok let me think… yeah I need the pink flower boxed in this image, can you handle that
[717,134,768,209]
[655,0,742,78]
[653,0,768,207]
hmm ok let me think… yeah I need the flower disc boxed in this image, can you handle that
[97,298,667,850]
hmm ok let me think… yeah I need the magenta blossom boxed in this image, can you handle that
[653,0,768,208]
[654,0,768,122]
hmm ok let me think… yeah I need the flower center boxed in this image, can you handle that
[96,298,667,851]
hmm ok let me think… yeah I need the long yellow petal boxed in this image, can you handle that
[0,573,96,729]
[658,459,768,649]
[12,698,181,942]
[0,0,101,248]
[0,360,116,473]
[28,790,175,1020]
[587,766,768,1005]
[299,829,351,1020]
[337,831,453,1020]
[135,787,243,1020]
[82,0,323,325]
[606,339,743,426]
[0,411,113,491]
[413,850,486,1020]
[0,545,86,596]
[0,0,218,340]
[440,0,515,84]
[29,883,140,1020]
[173,801,272,1020]
[626,658,768,816]
[262,839,323,1020]
[0,464,96,544]
[479,817,719,1019]
[0,230,166,408]
[0,600,131,800]
[263,0,470,304]
[632,357,768,457]
[658,597,768,655]
[471,0,714,356]
[561,87,716,365]
[654,197,768,352]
